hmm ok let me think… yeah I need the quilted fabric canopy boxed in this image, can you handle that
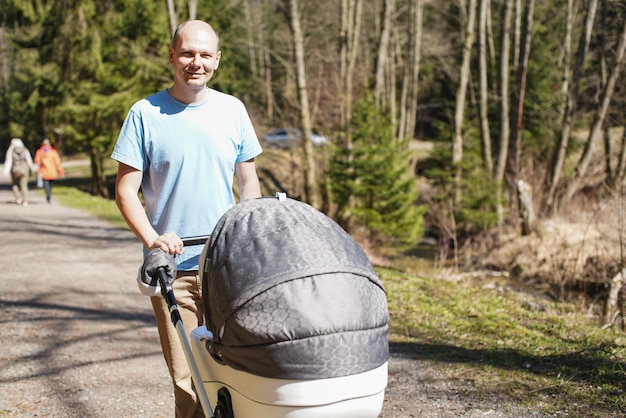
[201,197,389,380]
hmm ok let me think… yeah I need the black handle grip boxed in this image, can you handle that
[157,266,182,325]
[182,235,211,247]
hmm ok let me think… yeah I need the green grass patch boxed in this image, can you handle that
[380,267,626,416]
[46,185,128,229]
[38,157,127,228]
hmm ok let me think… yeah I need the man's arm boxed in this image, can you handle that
[235,158,262,201]
[115,162,183,254]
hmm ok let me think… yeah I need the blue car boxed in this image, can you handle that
[262,128,328,149]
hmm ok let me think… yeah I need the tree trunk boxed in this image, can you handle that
[565,15,626,201]
[166,0,177,36]
[188,0,197,20]
[286,0,319,208]
[545,0,598,213]
[90,146,108,198]
[452,0,477,203]
[512,0,521,70]
[557,0,574,122]
[405,0,424,138]
[243,0,258,79]
[507,0,535,228]
[337,0,363,225]
[495,0,512,186]
[517,179,536,235]
[398,0,423,141]
[258,1,274,121]
[478,0,493,173]
[374,0,394,109]
[617,125,626,183]
[388,24,398,128]
[340,0,363,135]
[494,0,512,225]
[599,2,612,185]
[347,0,363,125]
[604,269,624,327]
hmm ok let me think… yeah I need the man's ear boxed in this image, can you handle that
[168,47,175,65]
[214,51,221,70]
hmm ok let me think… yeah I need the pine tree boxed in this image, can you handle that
[328,96,424,247]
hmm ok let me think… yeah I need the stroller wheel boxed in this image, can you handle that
[214,387,234,418]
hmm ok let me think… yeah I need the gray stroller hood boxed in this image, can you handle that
[201,197,389,380]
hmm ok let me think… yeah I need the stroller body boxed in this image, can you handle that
[191,327,387,417]
[193,196,389,417]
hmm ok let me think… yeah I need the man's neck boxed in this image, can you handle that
[168,85,209,105]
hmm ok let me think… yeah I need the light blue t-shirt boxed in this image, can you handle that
[111,88,262,270]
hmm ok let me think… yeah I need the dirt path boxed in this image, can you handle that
[0,178,173,417]
[0,174,550,418]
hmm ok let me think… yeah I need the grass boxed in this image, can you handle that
[53,158,626,416]
[381,267,626,416]
[51,185,128,229]
[40,156,128,229]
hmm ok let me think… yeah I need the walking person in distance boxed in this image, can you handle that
[34,138,65,204]
[3,138,34,206]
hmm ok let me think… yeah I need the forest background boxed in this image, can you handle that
[1,0,626,326]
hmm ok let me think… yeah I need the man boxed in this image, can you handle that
[112,20,262,418]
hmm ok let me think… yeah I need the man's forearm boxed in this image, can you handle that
[116,194,159,249]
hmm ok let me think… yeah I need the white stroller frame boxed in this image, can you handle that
[190,326,387,418]
[153,193,389,417]
[155,258,387,418]
[153,256,216,417]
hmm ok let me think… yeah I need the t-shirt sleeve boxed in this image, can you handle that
[111,108,146,171]
[236,102,263,163]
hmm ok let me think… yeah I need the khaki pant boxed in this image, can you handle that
[11,173,29,203]
[151,271,205,418]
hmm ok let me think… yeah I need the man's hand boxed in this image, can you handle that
[141,248,177,287]
[151,232,185,255]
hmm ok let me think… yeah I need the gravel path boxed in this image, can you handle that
[0,175,549,418]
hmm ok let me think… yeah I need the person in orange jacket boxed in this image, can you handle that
[34,138,64,203]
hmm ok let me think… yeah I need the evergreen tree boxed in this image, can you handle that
[1,0,172,195]
[328,96,424,247]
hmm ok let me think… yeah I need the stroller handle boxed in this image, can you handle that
[182,235,211,247]
[156,265,215,417]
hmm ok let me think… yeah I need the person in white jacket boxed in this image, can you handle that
[3,138,34,206]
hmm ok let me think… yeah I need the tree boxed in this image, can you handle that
[398,0,424,142]
[166,0,198,34]
[565,13,626,201]
[545,0,599,213]
[507,0,535,233]
[494,0,513,226]
[328,95,424,246]
[452,0,477,203]
[339,0,363,135]
[374,0,395,110]
[1,0,172,195]
[242,0,275,119]
[477,0,493,173]
[285,0,320,208]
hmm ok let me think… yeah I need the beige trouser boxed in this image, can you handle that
[150,271,205,418]
[11,173,29,202]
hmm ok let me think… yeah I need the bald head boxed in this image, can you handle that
[171,20,220,50]
[167,19,222,103]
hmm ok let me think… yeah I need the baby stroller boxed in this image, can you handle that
[151,195,389,417]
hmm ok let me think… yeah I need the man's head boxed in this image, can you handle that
[169,20,221,96]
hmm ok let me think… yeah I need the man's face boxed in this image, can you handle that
[169,25,221,91]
